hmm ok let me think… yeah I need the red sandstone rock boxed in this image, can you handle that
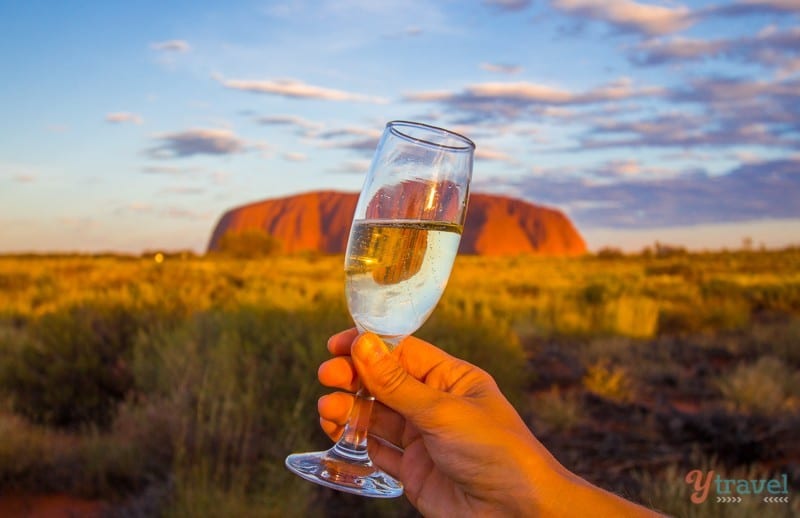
[207,191,586,256]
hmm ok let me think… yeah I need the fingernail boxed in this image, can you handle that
[357,333,386,365]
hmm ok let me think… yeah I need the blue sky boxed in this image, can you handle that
[1,0,798,253]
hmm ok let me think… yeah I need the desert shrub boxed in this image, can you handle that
[0,271,33,292]
[700,279,742,298]
[645,261,694,277]
[594,247,625,259]
[0,303,139,428]
[583,360,635,403]
[581,282,608,306]
[654,242,688,258]
[658,298,750,335]
[531,386,585,433]
[715,356,800,415]
[745,282,800,313]
[152,302,354,516]
[605,296,659,338]
[704,298,751,330]
[214,229,283,258]
[747,318,800,365]
[0,410,154,498]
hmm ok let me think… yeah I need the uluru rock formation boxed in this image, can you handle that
[207,191,586,256]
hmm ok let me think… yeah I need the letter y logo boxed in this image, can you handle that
[685,469,715,504]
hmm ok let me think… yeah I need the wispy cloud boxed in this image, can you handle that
[45,123,69,133]
[329,159,371,174]
[382,26,424,39]
[1,163,40,183]
[631,26,800,73]
[13,173,36,183]
[164,207,212,219]
[551,0,694,36]
[216,75,388,103]
[105,112,143,125]
[483,0,532,11]
[702,0,800,18]
[738,0,800,11]
[117,202,211,220]
[480,157,800,227]
[142,165,205,174]
[316,127,382,140]
[160,186,206,195]
[314,126,382,152]
[256,114,323,133]
[150,40,191,52]
[475,146,515,162]
[121,202,153,214]
[147,128,248,158]
[282,152,308,162]
[480,62,523,74]
[405,78,661,120]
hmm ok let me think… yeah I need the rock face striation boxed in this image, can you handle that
[207,190,586,256]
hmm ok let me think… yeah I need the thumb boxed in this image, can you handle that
[351,333,441,422]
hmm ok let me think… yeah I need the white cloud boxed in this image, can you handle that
[316,127,382,139]
[256,115,323,132]
[13,173,36,183]
[150,40,191,52]
[161,186,206,195]
[105,112,143,125]
[632,26,800,72]
[217,76,388,103]
[738,0,800,11]
[480,62,524,74]
[484,0,532,11]
[479,157,800,228]
[330,159,371,174]
[312,125,383,152]
[142,165,204,175]
[148,128,248,158]
[45,123,69,133]
[551,0,694,36]
[405,78,662,118]
[282,152,308,162]
[475,147,514,162]
[1,162,41,183]
[124,202,153,213]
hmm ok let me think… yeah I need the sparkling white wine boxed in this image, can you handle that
[345,219,462,341]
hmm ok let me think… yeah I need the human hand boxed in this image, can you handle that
[318,329,661,517]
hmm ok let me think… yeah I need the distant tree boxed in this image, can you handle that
[595,247,625,259]
[654,241,687,258]
[214,229,283,258]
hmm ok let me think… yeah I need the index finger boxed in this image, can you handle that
[327,328,359,356]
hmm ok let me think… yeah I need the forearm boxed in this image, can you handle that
[551,473,664,518]
[508,435,663,517]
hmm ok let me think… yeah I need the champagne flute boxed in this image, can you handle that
[285,120,475,498]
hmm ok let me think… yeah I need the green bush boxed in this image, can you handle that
[214,229,283,258]
[531,386,584,433]
[715,356,800,415]
[0,304,138,428]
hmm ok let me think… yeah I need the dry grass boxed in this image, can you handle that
[0,249,798,514]
[715,356,800,415]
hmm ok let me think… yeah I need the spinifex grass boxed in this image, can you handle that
[0,249,797,515]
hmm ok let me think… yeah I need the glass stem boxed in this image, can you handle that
[330,387,374,463]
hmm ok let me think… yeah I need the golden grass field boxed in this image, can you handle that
[0,249,798,517]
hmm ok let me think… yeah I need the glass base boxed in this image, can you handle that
[285,449,403,498]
